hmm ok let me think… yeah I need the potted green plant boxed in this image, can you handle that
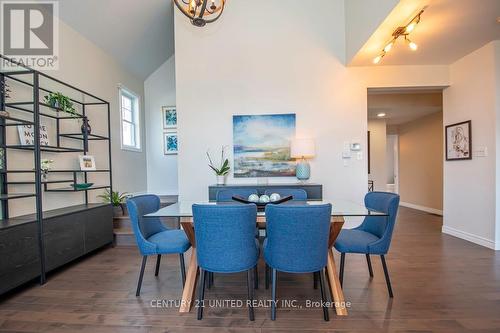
[40,159,54,181]
[98,189,129,217]
[207,146,230,185]
[44,92,78,118]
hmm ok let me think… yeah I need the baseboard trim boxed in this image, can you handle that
[442,225,497,250]
[400,201,443,216]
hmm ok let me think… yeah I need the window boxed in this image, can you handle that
[119,87,141,151]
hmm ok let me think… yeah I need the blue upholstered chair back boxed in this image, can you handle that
[193,204,259,273]
[357,191,400,254]
[265,204,332,273]
[264,189,307,200]
[216,189,258,202]
[127,195,168,254]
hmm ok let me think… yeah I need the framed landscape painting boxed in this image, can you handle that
[162,106,177,129]
[233,113,296,177]
[164,131,178,155]
[446,120,472,161]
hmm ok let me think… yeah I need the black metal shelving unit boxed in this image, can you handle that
[0,54,113,285]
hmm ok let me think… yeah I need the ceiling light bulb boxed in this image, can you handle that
[377,113,386,118]
[384,42,394,53]
[409,41,418,51]
[405,22,416,33]
[373,55,383,64]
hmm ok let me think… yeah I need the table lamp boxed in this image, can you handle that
[291,138,315,181]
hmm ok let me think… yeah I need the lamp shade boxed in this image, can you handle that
[291,138,315,158]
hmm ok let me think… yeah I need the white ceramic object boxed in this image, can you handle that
[248,194,260,202]
[259,195,270,203]
[269,193,281,202]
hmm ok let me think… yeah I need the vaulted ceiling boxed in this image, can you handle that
[349,0,500,66]
[55,0,499,78]
[58,0,175,80]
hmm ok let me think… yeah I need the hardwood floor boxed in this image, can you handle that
[1,207,499,332]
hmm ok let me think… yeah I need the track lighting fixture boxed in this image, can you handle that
[373,8,425,64]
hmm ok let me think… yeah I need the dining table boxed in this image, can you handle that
[146,199,387,316]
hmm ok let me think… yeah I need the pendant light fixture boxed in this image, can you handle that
[373,8,426,64]
[173,0,226,27]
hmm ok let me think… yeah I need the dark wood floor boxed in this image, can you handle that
[1,207,499,332]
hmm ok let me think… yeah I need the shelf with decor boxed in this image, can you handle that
[0,54,114,294]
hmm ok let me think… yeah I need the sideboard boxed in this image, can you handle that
[208,183,323,201]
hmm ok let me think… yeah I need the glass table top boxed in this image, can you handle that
[146,200,388,218]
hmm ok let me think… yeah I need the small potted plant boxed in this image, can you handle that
[98,189,129,217]
[44,92,78,118]
[40,159,54,181]
[207,146,230,185]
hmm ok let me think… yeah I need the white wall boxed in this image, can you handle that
[6,19,146,217]
[144,56,178,195]
[368,119,387,191]
[386,134,396,184]
[443,41,499,249]
[495,41,500,249]
[345,0,399,64]
[174,0,450,204]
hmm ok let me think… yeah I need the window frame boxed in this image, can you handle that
[119,86,142,152]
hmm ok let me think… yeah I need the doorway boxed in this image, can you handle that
[367,88,444,215]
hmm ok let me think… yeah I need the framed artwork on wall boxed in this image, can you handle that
[164,131,178,155]
[162,106,177,129]
[445,120,472,161]
[233,113,296,177]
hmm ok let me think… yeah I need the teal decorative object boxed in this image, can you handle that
[296,160,311,181]
[72,183,94,190]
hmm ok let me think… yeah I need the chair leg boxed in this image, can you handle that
[271,268,277,321]
[207,272,213,289]
[197,269,206,320]
[339,253,345,287]
[318,269,330,321]
[366,254,374,277]
[265,264,270,290]
[254,265,259,289]
[380,255,393,298]
[179,254,186,287]
[313,272,319,289]
[136,256,147,297]
[154,255,161,277]
[247,269,255,321]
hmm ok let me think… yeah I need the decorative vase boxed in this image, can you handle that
[296,159,310,181]
[112,205,124,217]
[216,175,226,185]
[81,118,92,134]
[41,169,49,182]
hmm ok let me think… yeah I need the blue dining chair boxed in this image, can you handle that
[212,188,259,288]
[193,204,259,321]
[216,188,258,201]
[264,188,307,200]
[126,195,191,296]
[264,204,332,321]
[334,191,400,297]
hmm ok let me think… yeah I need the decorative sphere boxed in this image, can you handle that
[248,194,259,203]
[259,195,270,203]
[269,193,281,202]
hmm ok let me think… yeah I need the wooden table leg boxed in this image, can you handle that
[179,249,198,313]
[326,248,348,315]
[327,218,348,316]
[179,219,198,313]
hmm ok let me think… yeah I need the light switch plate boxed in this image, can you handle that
[474,147,488,157]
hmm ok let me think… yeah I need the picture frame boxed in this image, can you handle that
[79,155,96,171]
[445,120,472,161]
[162,106,177,129]
[164,131,178,155]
